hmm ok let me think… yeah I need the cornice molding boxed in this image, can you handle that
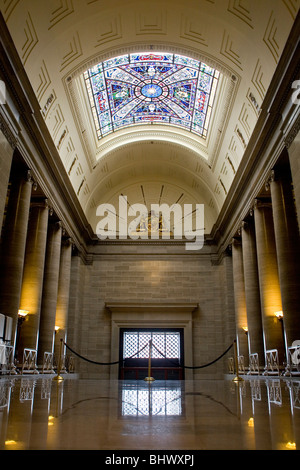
[0,111,17,149]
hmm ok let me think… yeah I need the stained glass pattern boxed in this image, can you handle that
[84,53,219,139]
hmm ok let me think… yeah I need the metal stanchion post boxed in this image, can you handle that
[53,338,64,382]
[232,339,244,383]
[144,340,155,382]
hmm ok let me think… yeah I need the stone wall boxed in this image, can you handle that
[67,243,235,379]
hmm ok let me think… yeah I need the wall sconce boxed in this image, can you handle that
[54,326,60,334]
[275,310,286,362]
[242,326,248,335]
[18,309,29,325]
[286,442,296,450]
[18,309,29,318]
[275,311,283,321]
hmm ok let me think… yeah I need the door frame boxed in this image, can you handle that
[119,327,184,379]
[106,302,197,380]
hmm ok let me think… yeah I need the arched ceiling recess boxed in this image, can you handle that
[69,47,234,168]
[85,140,220,234]
[1,0,297,236]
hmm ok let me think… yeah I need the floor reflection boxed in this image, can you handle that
[0,376,299,450]
[121,381,183,416]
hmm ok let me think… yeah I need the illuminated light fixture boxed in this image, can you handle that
[275,311,283,320]
[5,440,17,445]
[18,309,29,317]
[248,417,254,427]
[48,416,54,426]
[242,326,248,334]
[54,325,60,331]
[286,442,296,450]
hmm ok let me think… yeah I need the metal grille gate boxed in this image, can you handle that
[119,328,184,380]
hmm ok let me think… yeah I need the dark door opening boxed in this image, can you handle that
[119,328,184,380]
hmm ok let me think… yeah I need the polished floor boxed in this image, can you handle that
[0,375,299,451]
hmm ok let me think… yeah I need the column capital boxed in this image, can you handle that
[25,169,39,191]
[62,237,74,248]
[26,169,34,183]
[240,220,248,231]
[265,170,275,191]
[251,198,272,213]
[30,198,51,210]
[55,220,64,231]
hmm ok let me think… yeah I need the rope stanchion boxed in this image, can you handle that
[62,340,235,374]
[53,338,64,382]
[232,339,244,383]
[144,340,155,382]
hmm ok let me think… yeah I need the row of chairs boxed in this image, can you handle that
[228,345,300,376]
[0,343,75,376]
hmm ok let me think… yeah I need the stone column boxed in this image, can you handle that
[17,200,50,358]
[240,220,265,366]
[0,169,33,345]
[253,199,284,366]
[54,238,73,359]
[66,253,84,357]
[268,169,300,351]
[231,238,248,362]
[37,221,62,366]
[0,130,14,230]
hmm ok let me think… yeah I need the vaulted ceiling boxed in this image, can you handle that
[1,0,298,234]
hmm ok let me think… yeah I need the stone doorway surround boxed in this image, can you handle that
[105,302,198,380]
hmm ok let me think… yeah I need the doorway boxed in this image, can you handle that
[119,328,184,380]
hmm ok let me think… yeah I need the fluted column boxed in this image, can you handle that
[241,220,265,365]
[54,238,73,358]
[268,169,300,351]
[253,199,284,365]
[17,200,50,358]
[231,238,248,361]
[37,221,62,366]
[0,169,33,345]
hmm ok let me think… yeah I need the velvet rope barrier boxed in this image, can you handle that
[63,339,235,369]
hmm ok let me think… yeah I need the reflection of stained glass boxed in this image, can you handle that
[84,52,219,139]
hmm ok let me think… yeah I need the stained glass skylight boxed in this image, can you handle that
[84,52,220,140]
